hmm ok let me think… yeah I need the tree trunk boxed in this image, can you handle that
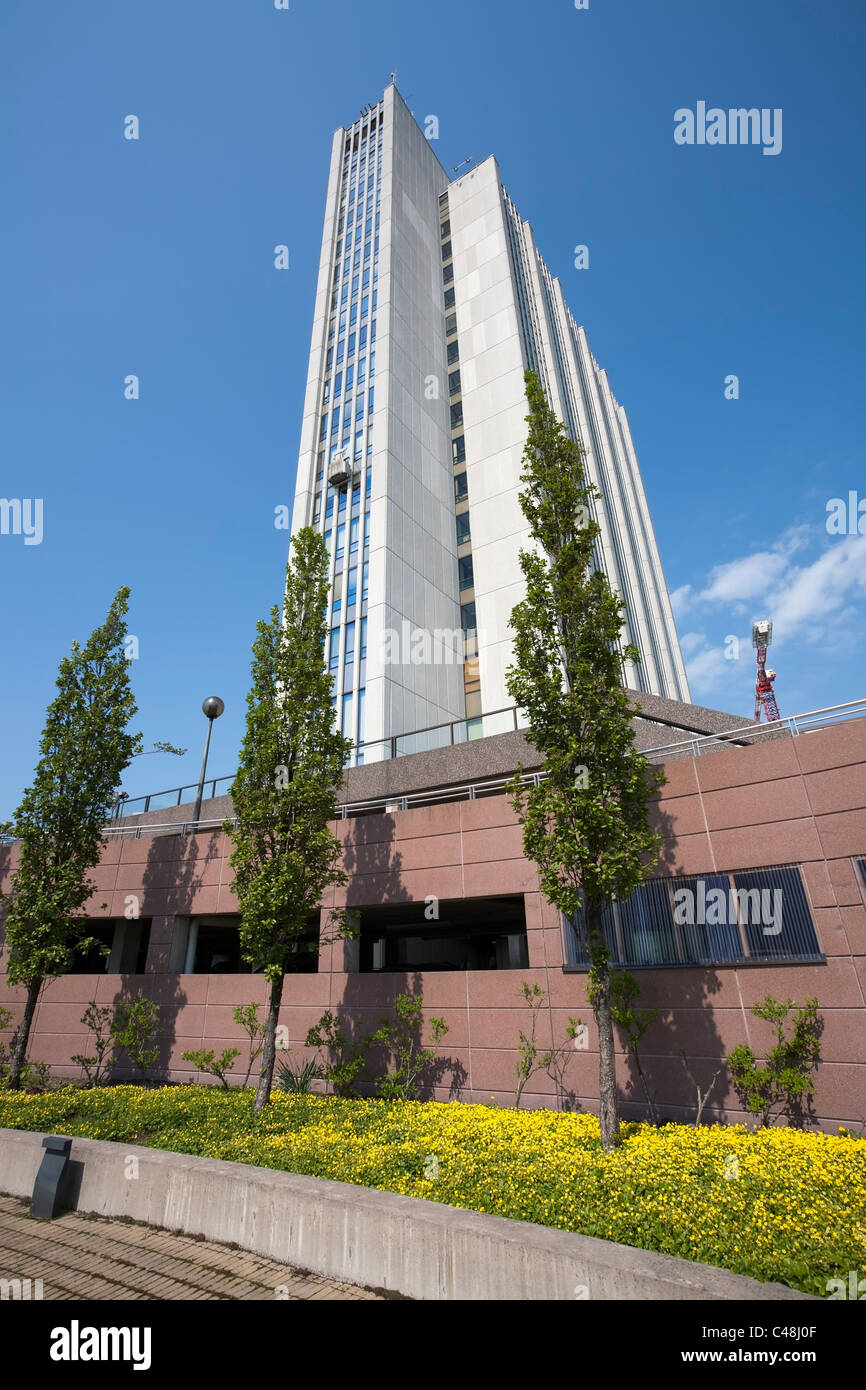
[253,973,284,1113]
[586,903,619,1152]
[7,978,41,1090]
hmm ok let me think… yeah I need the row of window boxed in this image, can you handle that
[564,865,824,969]
[62,862,838,978]
[329,616,368,668]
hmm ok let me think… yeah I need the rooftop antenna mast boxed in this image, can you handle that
[751,619,781,723]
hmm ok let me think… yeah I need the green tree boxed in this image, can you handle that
[110,996,161,1082]
[728,995,822,1127]
[505,371,666,1152]
[228,530,353,1112]
[2,588,141,1088]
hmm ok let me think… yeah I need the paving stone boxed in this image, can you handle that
[0,1195,384,1301]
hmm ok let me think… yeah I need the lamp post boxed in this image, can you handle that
[191,696,225,830]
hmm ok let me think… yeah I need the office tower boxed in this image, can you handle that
[290,85,691,762]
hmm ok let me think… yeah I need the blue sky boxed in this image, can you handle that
[1,0,864,818]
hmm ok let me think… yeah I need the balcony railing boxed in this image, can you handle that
[2,697,861,843]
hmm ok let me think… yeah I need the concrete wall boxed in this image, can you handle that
[1,717,864,1128]
[0,1129,812,1301]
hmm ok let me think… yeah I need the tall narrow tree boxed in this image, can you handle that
[3,587,142,1087]
[505,371,666,1151]
[228,528,352,1112]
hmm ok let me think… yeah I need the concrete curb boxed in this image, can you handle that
[0,1128,814,1301]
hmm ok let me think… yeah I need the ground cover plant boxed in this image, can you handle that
[0,1086,862,1298]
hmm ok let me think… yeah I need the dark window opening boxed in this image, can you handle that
[359,896,528,972]
[191,916,319,974]
[68,920,152,974]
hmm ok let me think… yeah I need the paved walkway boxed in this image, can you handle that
[0,1195,383,1300]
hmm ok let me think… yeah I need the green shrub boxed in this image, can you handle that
[728,995,822,1127]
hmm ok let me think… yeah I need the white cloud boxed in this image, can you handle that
[675,525,866,705]
[699,551,788,604]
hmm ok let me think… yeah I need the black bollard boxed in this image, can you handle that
[30,1136,72,1219]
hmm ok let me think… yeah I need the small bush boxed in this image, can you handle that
[728,995,822,1127]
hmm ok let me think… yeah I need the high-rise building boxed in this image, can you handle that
[290,84,690,763]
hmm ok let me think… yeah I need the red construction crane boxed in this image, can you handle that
[752,619,781,723]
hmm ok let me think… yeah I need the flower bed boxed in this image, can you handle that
[1,1086,863,1296]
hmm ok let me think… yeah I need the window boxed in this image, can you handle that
[445,312,457,336]
[362,560,369,600]
[356,394,364,420]
[341,692,354,737]
[444,287,455,309]
[443,262,454,285]
[335,523,346,559]
[344,620,355,662]
[364,509,370,547]
[347,566,358,605]
[349,302,357,327]
[359,897,528,973]
[562,865,823,969]
[188,917,318,975]
[313,492,322,522]
[359,324,368,350]
[67,920,151,974]
[358,358,366,385]
[336,338,345,364]
[360,616,367,659]
[440,218,451,237]
[448,369,461,396]
[368,386,374,414]
[447,340,459,365]
[320,413,328,441]
[344,365,353,392]
[334,371,343,398]
[456,512,471,544]
[357,688,366,750]
[461,600,476,634]
[452,435,466,465]
[329,627,341,669]
[323,528,332,551]
[331,568,343,613]
[458,554,474,590]
[454,471,468,502]
[366,470,372,497]
[338,487,348,512]
[361,294,369,318]
[350,515,360,552]
[441,240,452,260]
[348,332,356,355]
[450,401,463,428]
[325,492,335,519]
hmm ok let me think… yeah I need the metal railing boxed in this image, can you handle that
[36,694,864,835]
[640,698,866,763]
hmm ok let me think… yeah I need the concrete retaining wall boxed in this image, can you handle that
[1,1128,813,1301]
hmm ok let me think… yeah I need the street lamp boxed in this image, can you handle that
[191,696,225,830]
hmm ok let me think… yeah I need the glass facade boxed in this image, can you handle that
[309,103,384,763]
